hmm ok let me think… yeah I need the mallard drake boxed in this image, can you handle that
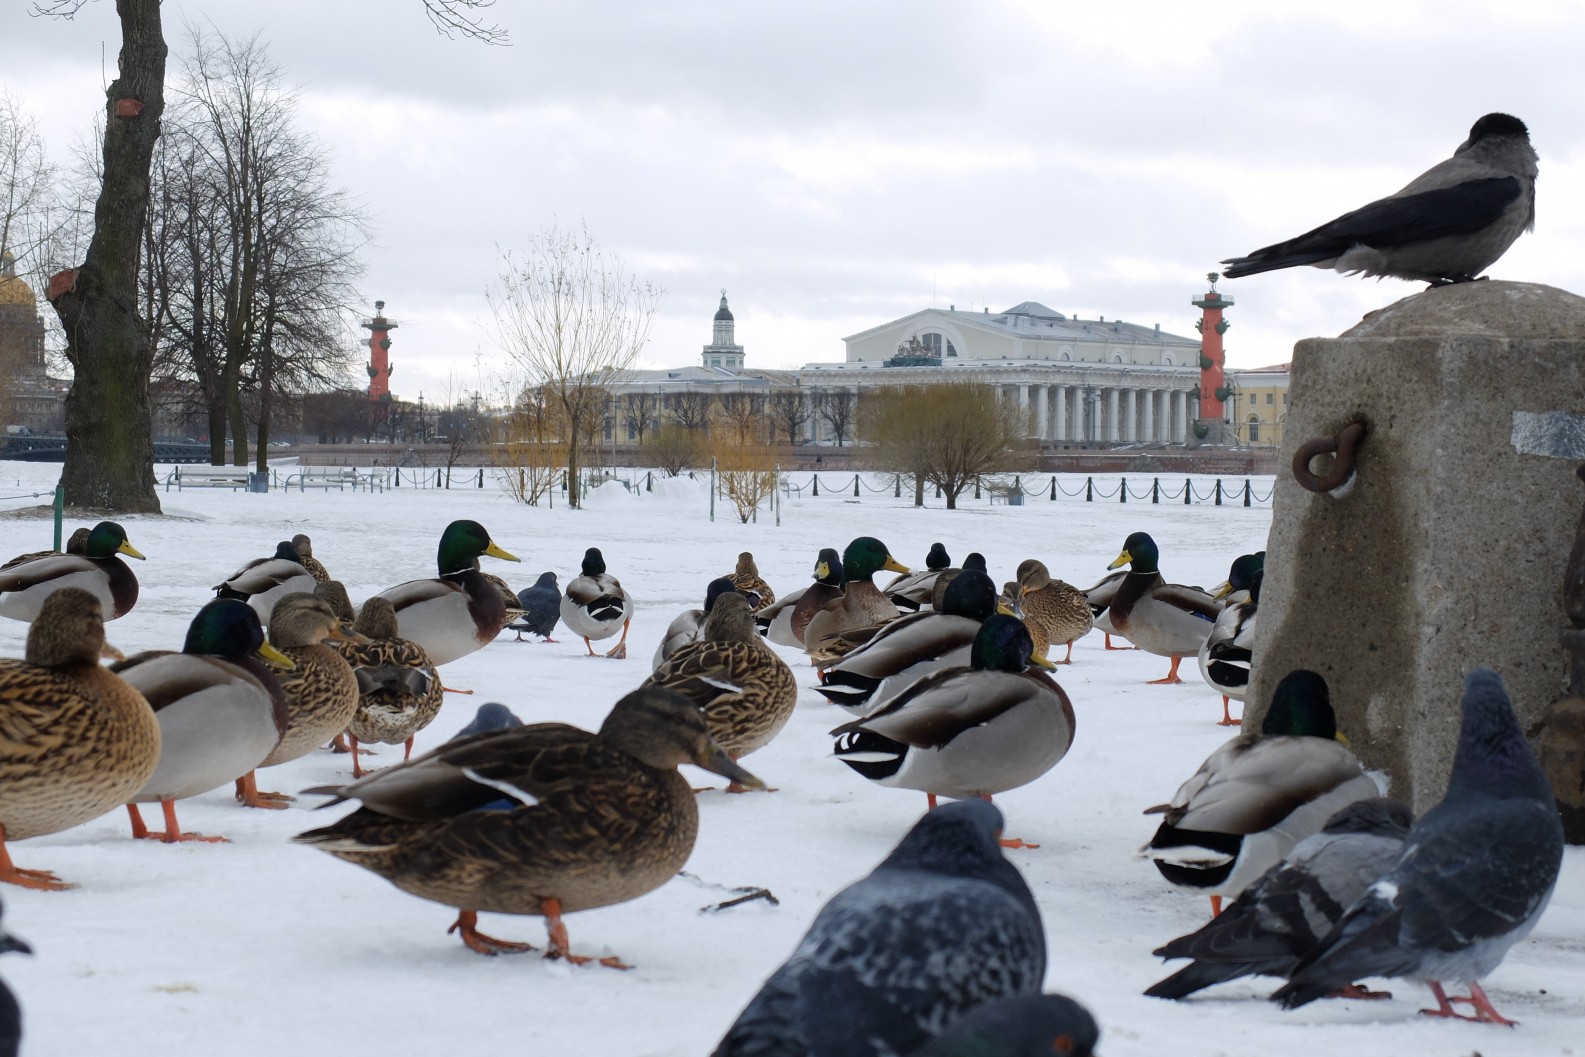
[1079,571,1135,651]
[509,572,561,643]
[1138,669,1381,915]
[757,547,842,647]
[2,526,90,569]
[294,687,762,963]
[214,540,316,627]
[0,588,161,889]
[561,547,634,659]
[929,551,988,611]
[291,533,332,583]
[0,521,145,623]
[725,552,773,608]
[652,577,742,672]
[816,569,1003,715]
[228,593,366,809]
[340,597,443,778]
[1104,532,1222,683]
[643,593,796,790]
[115,599,294,843]
[1197,555,1263,727]
[803,537,910,655]
[1016,560,1094,665]
[831,615,1073,848]
[370,520,521,666]
[883,542,952,612]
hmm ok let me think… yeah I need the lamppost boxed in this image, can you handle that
[417,391,427,444]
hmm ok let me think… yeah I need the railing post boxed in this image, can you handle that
[478,468,484,488]
[1049,475,1056,500]
[775,465,781,526]
[709,457,716,522]
[812,475,820,497]
[647,470,653,492]
[853,474,860,497]
[1085,476,1093,502]
[1243,477,1252,507]
[1184,477,1191,505]
[52,483,64,550]
[1214,478,1223,506]
[1152,477,1160,504]
[894,475,901,498]
[974,476,982,500]
[1120,476,1127,503]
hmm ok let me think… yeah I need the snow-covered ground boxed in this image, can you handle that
[0,460,1578,1057]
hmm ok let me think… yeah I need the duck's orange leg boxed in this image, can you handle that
[1146,656,1185,684]
[1217,695,1242,726]
[978,793,1040,849]
[448,910,536,956]
[0,826,70,891]
[605,620,630,659]
[128,801,227,843]
[1209,895,1223,917]
[542,897,630,969]
[234,771,291,809]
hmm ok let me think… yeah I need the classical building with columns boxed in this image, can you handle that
[613,292,1257,449]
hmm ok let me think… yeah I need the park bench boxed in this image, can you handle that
[164,468,251,491]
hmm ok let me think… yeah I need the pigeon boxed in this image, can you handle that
[710,799,1046,1057]
[449,702,524,741]
[1221,113,1537,287]
[1139,669,1381,915]
[908,994,1099,1057]
[1,896,30,1057]
[1145,797,1412,1000]
[509,571,561,642]
[1271,669,1565,1025]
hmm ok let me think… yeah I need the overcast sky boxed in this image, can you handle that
[5,0,1584,401]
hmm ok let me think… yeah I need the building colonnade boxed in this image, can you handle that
[1000,382,1191,444]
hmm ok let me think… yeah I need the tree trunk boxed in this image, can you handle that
[914,474,924,507]
[51,0,166,512]
[206,405,226,465]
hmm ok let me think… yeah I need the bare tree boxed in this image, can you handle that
[861,383,1031,510]
[487,224,661,508]
[643,424,705,477]
[622,390,659,445]
[0,93,68,287]
[666,389,713,432]
[814,387,858,447]
[717,392,766,446]
[422,0,510,44]
[768,389,809,446]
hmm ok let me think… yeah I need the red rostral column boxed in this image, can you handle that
[362,300,397,402]
[1191,272,1233,444]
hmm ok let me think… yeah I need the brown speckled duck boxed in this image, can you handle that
[0,588,161,889]
[0,521,145,623]
[294,687,762,964]
[726,552,774,608]
[291,534,332,583]
[339,597,443,777]
[1015,559,1094,665]
[803,537,909,656]
[643,593,796,791]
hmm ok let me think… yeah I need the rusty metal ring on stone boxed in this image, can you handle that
[1292,421,1367,493]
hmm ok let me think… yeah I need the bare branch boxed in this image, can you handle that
[423,0,510,45]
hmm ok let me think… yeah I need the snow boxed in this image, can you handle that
[0,460,1579,1057]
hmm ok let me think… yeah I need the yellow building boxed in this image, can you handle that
[1226,363,1290,447]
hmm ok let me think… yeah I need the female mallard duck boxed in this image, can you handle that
[2,526,91,569]
[1138,669,1381,915]
[0,521,145,623]
[294,687,762,963]
[214,540,316,627]
[1016,559,1094,665]
[370,520,520,667]
[883,542,952,612]
[803,537,910,655]
[313,580,357,627]
[228,593,366,808]
[725,552,774,608]
[291,534,332,583]
[115,599,294,843]
[1104,532,1222,683]
[831,615,1073,847]
[1197,555,1263,727]
[340,597,443,777]
[757,547,842,647]
[0,588,161,889]
[643,593,796,790]
[929,551,988,611]
[561,547,634,659]
[652,577,742,672]
[816,569,1002,715]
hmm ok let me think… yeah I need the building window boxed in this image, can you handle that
[1266,392,1274,404]
[919,332,957,358]
[1247,415,1260,444]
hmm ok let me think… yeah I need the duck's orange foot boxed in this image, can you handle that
[604,642,627,659]
[234,774,292,809]
[329,734,375,755]
[0,864,72,891]
[1145,675,1185,685]
[449,911,536,956]
[998,836,1040,850]
[726,780,776,794]
[1329,983,1392,1001]
[443,685,476,695]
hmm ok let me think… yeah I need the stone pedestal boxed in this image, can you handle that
[1248,281,1585,813]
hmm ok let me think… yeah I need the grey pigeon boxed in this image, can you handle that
[1272,669,1564,1024]
[1,896,31,1057]
[1145,797,1412,1000]
[509,571,561,642]
[449,702,524,741]
[907,994,1098,1057]
[1222,113,1536,287]
[710,799,1046,1057]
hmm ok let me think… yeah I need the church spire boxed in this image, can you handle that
[703,288,744,368]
